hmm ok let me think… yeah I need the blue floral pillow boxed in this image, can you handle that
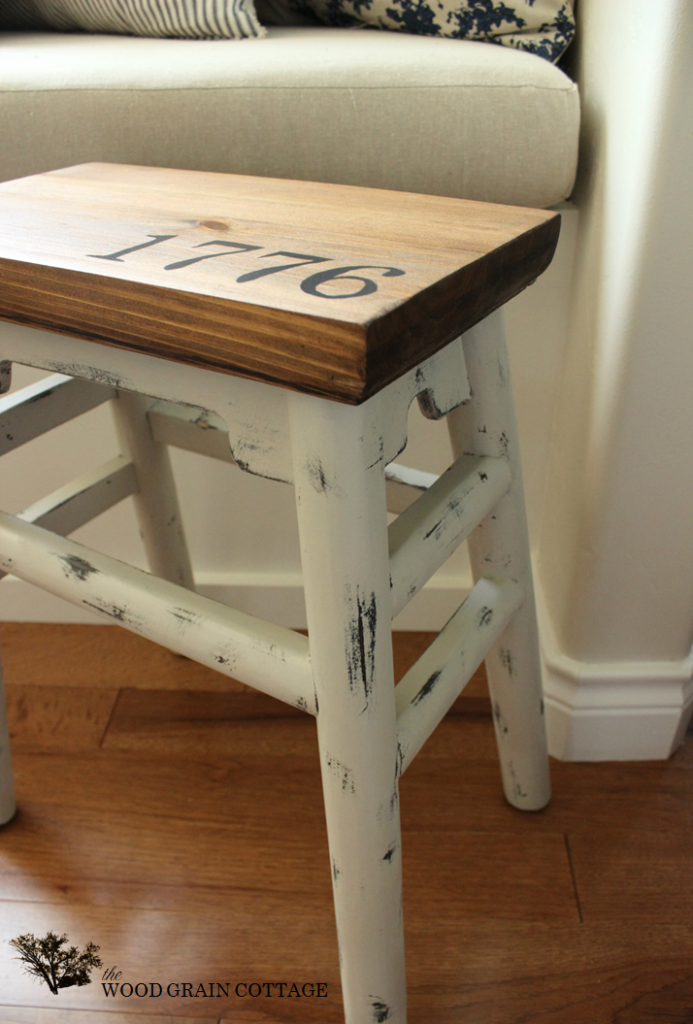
[269,0,575,62]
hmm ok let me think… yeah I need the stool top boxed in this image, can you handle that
[0,163,559,404]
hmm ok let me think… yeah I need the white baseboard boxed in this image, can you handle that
[2,572,691,762]
[536,587,693,761]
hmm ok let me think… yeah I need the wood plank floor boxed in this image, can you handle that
[0,624,692,1023]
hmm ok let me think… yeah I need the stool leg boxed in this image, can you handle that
[448,310,551,811]
[0,653,16,826]
[289,394,406,1024]
[111,390,195,589]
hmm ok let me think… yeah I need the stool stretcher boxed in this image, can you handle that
[148,397,444,514]
[0,511,316,713]
[449,310,551,810]
[0,456,137,567]
[395,577,524,773]
[0,373,113,457]
[388,451,512,617]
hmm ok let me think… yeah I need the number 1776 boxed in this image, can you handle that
[89,235,406,300]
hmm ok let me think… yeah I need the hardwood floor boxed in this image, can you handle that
[1,624,692,1023]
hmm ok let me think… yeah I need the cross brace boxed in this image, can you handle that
[0,373,523,770]
[0,511,315,713]
[395,577,523,773]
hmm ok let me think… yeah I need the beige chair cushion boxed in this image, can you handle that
[0,26,579,207]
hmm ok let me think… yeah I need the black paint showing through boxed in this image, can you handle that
[478,606,494,627]
[49,361,124,390]
[499,646,515,677]
[493,700,509,734]
[395,741,405,780]
[413,669,442,706]
[423,517,445,541]
[346,590,378,704]
[27,387,55,404]
[306,456,331,495]
[326,753,356,795]
[82,599,142,630]
[60,554,99,582]
[170,607,199,628]
[371,999,392,1022]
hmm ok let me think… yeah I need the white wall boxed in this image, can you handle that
[538,0,693,759]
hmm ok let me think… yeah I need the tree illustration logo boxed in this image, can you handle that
[10,932,103,995]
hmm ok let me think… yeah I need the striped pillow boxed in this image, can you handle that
[0,0,266,39]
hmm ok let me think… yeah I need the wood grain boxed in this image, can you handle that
[2,625,693,1022]
[567,826,693,924]
[0,164,560,403]
[0,623,488,703]
[5,685,117,753]
[102,691,315,758]
[0,803,574,923]
[0,1011,214,1024]
[0,623,249,692]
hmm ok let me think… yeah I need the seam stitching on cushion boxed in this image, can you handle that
[0,83,578,94]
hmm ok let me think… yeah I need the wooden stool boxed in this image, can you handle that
[0,163,558,1024]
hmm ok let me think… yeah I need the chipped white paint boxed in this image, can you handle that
[373,338,470,470]
[0,372,114,458]
[448,310,550,810]
[112,390,194,590]
[396,577,523,772]
[0,323,296,482]
[0,323,468,484]
[0,511,315,713]
[289,390,406,1024]
[0,312,550,1022]
[389,452,511,618]
[148,399,238,465]
[148,396,442,516]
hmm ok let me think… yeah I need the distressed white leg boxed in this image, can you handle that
[448,310,551,811]
[111,390,194,589]
[289,392,406,1024]
[0,653,16,826]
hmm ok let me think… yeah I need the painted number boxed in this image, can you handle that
[301,265,406,299]
[87,235,406,298]
[88,234,177,262]
[163,241,262,271]
[236,251,330,283]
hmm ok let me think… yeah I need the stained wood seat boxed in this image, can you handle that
[0,163,558,403]
[0,162,558,1024]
